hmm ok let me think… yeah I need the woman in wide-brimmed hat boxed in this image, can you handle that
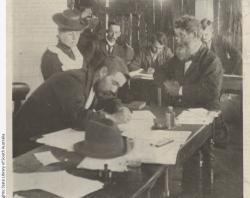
[41,9,88,80]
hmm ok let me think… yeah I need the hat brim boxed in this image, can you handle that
[53,13,85,31]
[74,137,131,159]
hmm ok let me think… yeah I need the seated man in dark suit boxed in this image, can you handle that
[13,56,131,157]
[200,18,242,75]
[128,32,173,104]
[154,17,223,110]
[154,15,223,198]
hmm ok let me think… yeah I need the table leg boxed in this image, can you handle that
[201,139,215,196]
[163,167,170,198]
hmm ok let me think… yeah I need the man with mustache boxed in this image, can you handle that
[80,22,134,67]
[13,56,131,157]
[154,15,223,198]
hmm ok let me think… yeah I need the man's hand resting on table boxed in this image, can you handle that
[105,106,132,124]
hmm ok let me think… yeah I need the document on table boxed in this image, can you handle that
[129,69,153,80]
[131,110,156,120]
[34,151,60,166]
[176,108,220,125]
[78,130,192,170]
[126,130,192,164]
[77,155,128,172]
[118,110,156,138]
[13,171,103,198]
[36,128,85,151]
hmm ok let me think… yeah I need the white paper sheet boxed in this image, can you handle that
[36,128,85,151]
[34,151,60,166]
[129,68,153,80]
[13,195,26,198]
[119,119,154,138]
[129,68,144,77]
[176,108,220,125]
[77,155,128,172]
[125,130,192,164]
[118,110,156,138]
[13,171,103,198]
[131,110,156,120]
[132,73,154,80]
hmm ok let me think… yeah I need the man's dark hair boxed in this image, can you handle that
[94,56,129,77]
[200,18,213,30]
[108,21,120,29]
[150,32,168,46]
[175,15,201,37]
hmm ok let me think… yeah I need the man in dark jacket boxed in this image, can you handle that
[128,32,173,103]
[79,22,134,67]
[154,15,223,198]
[128,32,173,72]
[154,17,223,110]
[13,56,131,157]
[200,18,242,75]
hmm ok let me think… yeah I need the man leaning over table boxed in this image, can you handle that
[154,15,223,198]
[13,56,132,157]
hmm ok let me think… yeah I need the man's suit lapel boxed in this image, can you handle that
[100,40,109,56]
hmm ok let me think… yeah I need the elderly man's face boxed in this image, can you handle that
[94,72,126,99]
[107,25,121,44]
[174,28,195,47]
[174,28,195,61]
[58,30,82,48]
[201,26,213,44]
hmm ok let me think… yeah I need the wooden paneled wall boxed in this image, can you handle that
[87,0,241,53]
[213,0,242,52]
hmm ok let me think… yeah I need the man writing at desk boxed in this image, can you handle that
[13,56,132,157]
[154,15,223,197]
[128,32,173,103]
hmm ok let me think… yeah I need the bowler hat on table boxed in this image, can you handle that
[74,119,127,159]
[53,9,85,31]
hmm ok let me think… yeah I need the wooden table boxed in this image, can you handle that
[13,107,215,198]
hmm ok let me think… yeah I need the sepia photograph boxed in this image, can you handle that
[5,0,247,197]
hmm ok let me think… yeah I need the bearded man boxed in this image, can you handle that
[154,15,223,198]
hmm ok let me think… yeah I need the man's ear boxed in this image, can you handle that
[99,66,108,78]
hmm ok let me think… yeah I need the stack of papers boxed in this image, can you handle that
[176,108,220,125]
[36,128,85,151]
[129,69,153,80]
[13,171,103,198]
